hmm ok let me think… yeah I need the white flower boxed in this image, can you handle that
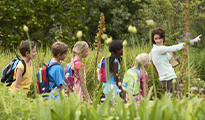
[132,26,137,34]
[128,25,133,33]
[146,19,155,28]
[106,37,112,44]
[102,34,108,40]
[23,25,28,32]
[191,87,198,91]
[123,40,127,46]
[76,30,82,38]
[172,79,176,84]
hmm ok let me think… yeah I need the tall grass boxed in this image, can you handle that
[1,41,205,119]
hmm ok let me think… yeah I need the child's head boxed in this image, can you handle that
[134,53,150,69]
[72,41,89,59]
[151,27,165,44]
[109,40,123,68]
[52,42,68,60]
[109,40,123,56]
[19,40,37,59]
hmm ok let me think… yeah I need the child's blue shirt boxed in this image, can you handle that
[106,58,120,84]
[48,60,65,90]
[47,60,65,100]
[103,58,120,99]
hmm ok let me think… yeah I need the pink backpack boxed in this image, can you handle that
[97,57,113,82]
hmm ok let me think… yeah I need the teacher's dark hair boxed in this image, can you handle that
[151,27,165,44]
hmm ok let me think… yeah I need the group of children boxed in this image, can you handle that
[8,39,150,104]
[6,27,203,105]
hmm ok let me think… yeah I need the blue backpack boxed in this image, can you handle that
[1,55,26,86]
[36,62,61,94]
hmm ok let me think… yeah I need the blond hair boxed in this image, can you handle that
[71,41,89,69]
[134,53,149,69]
[51,42,68,57]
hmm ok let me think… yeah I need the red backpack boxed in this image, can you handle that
[36,62,61,94]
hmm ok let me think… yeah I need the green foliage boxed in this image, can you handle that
[0,0,86,49]
[82,0,147,43]
[143,0,186,45]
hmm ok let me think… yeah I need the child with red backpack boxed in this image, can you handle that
[36,42,68,100]
[102,40,125,100]
[66,41,91,104]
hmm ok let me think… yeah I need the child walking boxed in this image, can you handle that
[47,41,68,99]
[123,53,150,104]
[103,40,124,100]
[70,41,92,104]
[10,40,37,95]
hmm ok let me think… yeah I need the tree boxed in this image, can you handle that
[0,0,86,49]
[81,0,147,44]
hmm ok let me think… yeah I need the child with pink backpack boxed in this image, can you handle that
[65,41,92,104]
[98,40,125,100]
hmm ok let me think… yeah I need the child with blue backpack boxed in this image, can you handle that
[68,41,92,104]
[102,40,125,100]
[47,42,68,99]
[122,53,150,105]
[10,40,37,95]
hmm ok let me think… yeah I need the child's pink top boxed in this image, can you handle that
[140,72,148,98]
[73,59,86,99]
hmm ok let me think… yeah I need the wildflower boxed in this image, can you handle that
[23,25,28,32]
[76,30,82,38]
[123,40,127,46]
[172,79,176,84]
[128,25,133,33]
[106,37,112,44]
[102,34,108,40]
[132,26,137,34]
[191,86,198,91]
[146,19,155,28]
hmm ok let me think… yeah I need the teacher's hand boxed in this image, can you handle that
[193,34,202,42]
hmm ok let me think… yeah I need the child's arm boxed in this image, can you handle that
[79,64,92,104]
[15,68,23,92]
[58,84,65,92]
[113,61,125,98]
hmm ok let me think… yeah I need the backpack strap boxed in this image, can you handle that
[129,68,140,88]
[15,54,26,76]
[20,59,26,76]
[130,68,140,81]
[65,64,69,74]
[47,61,62,89]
